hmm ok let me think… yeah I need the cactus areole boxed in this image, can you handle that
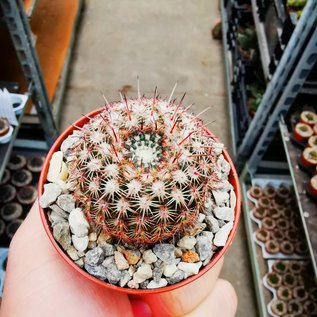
[64,95,225,245]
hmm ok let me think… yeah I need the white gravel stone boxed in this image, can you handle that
[153,244,175,264]
[217,155,231,178]
[53,222,71,250]
[127,280,139,289]
[142,249,157,264]
[54,180,69,193]
[39,183,62,208]
[69,208,89,237]
[198,213,206,223]
[133,264,153,283]
[105,263,121,284]
[114,251,129,270]
[214,221,234,247]
[85,264,107,280]
[205,215,220,233]
[48,211,66,226]
[101,243,114,256]
[89,232,97,242]
[178,261,202,277]
[128,266,136,276]
[163,263,178,277]
[120,271,131,287]
[49,204,68,219]
[85,247,104,266]
[56,194,75,212]
[66,245,79,261]
[213,206,234,221]
[61,133,81,157]
[147,279,168,289]
[201,231,214,242]
[102,256,115,267]
[196,235,212,261]
[166,270,185,285]
[212,190,229,206]
[177,236,196,250]
[72,235,89,252]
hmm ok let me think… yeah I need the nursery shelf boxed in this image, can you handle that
[250,0,271,80]
[241,173,307,316]
[279,121,317,279]
[0,99,28,181]
[241,180,267,317]
[23,0,38,17]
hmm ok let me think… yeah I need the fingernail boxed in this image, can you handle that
[130,299,152,317]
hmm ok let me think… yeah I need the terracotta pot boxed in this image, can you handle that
[38,108,241,301]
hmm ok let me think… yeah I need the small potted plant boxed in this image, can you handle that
[300,146,317,168]
[38,86,241,308]
[293,122,313,143]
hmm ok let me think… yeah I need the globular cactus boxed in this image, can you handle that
[65,87,221,244]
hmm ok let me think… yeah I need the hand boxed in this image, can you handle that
[0,201,237,317]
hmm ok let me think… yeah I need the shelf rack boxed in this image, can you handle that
[221,0,317,169]
[245,25,317,174]
[280,121,317,278]
[0,0,58,146]
[250,0,271,81]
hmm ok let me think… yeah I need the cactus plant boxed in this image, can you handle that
[63,88,225,245]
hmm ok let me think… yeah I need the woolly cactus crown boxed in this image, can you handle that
[65,86,226,244]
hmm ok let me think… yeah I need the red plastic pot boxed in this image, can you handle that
[293,123,313,143]
[300,147,317,169]
[38,108,241,310]
[300,111,317,127]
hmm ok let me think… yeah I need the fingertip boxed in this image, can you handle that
[130,299,152,317]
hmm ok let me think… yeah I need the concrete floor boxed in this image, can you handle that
[61,1,257,315]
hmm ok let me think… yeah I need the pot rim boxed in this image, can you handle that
[38,107,241,294]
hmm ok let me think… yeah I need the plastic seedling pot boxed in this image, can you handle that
[38,108,241,315]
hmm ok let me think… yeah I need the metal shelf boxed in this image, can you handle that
[279,121,317,279]
[250,0,271,81]
[231,0,317,171]
[273,0,287,22]
[0,95,29,180]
